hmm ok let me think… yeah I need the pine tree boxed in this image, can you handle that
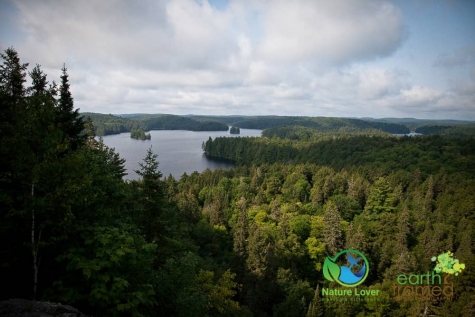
[363,177,396,216]
[323,201,343,255]
[345,223,366,252]
[306,285,324,317]
[0,47,28,106]
[233,197,248,258]
[56,64,85,150]
[134,146,163,241]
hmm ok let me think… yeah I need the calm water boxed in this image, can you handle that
[100,129,262,180]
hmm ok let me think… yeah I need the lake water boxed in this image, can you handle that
[100,129,262,180]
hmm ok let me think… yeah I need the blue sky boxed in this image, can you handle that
[1,0,474,120]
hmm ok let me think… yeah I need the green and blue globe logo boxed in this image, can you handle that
[323,249,369,287]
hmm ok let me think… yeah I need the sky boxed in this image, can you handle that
[1,0,474,120]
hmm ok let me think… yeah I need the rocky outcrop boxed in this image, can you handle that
[0,299,90,317]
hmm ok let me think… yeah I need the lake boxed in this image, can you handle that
[100,129,262,180]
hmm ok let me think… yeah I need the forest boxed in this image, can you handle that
[1,48,475,317]
[414,125,475,137]
[203,131,475,177]
[228,117,410,134]
[84,112,229,136]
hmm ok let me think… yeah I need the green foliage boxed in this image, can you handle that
[156,253,243,317]
[52,226,157,316]
[363,177,396,216]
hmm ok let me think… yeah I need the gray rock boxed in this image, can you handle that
[0,299,90,317]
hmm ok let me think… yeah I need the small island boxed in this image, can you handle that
[130,128,151,140]
[230,126,240,134]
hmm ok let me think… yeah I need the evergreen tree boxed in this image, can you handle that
[56,64,85,150]
[233,197,248,258]
[323,201,343,255]
[134,146,164,242]
[306,285,324,317]
[0,47,28,106]
[363,177,396,216]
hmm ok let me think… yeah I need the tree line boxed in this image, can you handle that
[415,124,475,137]
[231,116,410,134]
[85,112,229,136]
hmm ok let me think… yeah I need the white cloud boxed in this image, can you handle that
[258,0,405,65]
[400,86,443,105]
[358,68,409,100]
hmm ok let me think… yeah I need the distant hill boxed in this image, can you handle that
[115,113,151,118]
[414,125,475,137]
[81,112,228,136]
[230,116,410,134]
[81,112,143,136]
[131,114,228,131]
[82,113,475,137]
[365,117,474,125]
[360,117,475,131]
[189,115,260,126]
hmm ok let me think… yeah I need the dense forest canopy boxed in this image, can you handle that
[204,132,475,177]
[1,48,475,317]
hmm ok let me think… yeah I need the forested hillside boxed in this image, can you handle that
[2,48,475,317]
[204,133,475,176]
[82,112,144,136]
[231,116,410,134]
[261,125,390,140]
[415,125,475,137]
[133,114,229,131]
[83,112,229,136]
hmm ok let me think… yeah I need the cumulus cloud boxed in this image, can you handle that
[258,0,405,65]
[1,0,473,119]
[358,68,409,100]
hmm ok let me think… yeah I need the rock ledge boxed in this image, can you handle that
[0,299,90,317]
